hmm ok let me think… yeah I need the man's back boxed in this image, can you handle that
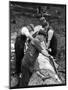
[21,34,46,69]
[22,42,39,69]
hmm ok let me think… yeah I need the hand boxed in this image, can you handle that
[48,48,52,52]
[49,55,53,59]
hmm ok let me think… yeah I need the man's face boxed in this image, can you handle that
[41,20,49,32]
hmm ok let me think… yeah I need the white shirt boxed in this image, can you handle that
[48,29,54,41]
[21,27,30,37]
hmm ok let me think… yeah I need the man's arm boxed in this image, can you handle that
[46,29,54,49]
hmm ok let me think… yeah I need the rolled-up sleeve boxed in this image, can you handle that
[21,27,30,37]
[48,29,54,41]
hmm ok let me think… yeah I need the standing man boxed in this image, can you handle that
[40,17,57,58]
[15,24,34,78]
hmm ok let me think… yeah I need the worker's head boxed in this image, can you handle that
[40,17,45,21]
[40,17,49,31]
[40,17,46,24]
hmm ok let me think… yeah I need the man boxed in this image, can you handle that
[15,24,34,77]
[40,17,57,57]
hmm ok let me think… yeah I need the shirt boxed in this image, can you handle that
[21,27,30,37]
[48,29,54,41]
